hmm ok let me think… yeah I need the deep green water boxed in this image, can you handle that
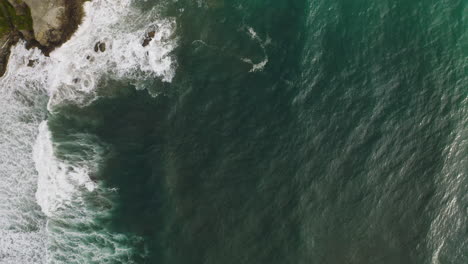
[47,0,466,263]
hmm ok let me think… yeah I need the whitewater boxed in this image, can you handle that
[0,0,176,262]
[1,0,466,263]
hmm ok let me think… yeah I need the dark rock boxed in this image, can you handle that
[94,41,106,52]
[142,31,156,47]
[19,30,35,42]
[99,42,106,52]
[86,55,95,62]
[142,39,151,47]
[24,38,41,50]
[27,59,38,67]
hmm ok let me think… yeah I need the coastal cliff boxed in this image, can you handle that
[0,0,85,76]
[22,0,85,48]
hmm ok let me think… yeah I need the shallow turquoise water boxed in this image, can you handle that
[45,0,467,263]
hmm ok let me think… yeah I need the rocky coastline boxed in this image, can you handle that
[0,0,86,77]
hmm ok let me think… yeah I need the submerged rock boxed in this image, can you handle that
[142,31,156,47]
[85,55,95,62]
[99,42,105,52]
[94,41,106,52]
[27,59,38,67]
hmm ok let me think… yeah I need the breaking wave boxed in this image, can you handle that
[0,0,177,262]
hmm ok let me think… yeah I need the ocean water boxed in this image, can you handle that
[0,0,466,263]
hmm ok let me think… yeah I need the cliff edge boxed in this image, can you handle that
[0,0,86,76]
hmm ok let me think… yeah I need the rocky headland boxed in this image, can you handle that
[0,0,86,76]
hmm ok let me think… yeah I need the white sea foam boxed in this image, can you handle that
[242,27,269,72]
[0,40,48,263]
[32,120,145,262]
[33,121,97,217]
[1,0,177,112]
[0,0,177,262]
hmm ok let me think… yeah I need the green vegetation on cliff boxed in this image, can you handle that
[0,0,33,36]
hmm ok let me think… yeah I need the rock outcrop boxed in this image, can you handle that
[1,0,31,76]
[0,0,85,77]
[23,0,65,46]
[94,41,105,52]
[5,0,34,40]
[23,0,85,48]
[142,31,155,47]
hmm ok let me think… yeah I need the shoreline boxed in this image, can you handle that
[0,0,86,77]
